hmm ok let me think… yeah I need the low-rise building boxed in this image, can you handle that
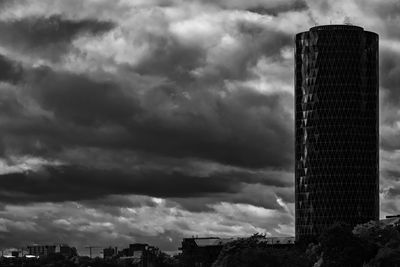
[27,244,76,258]
[118,243,160,267]
[27,245,56,257]
[380,215,400,227]
[103,246,118,259]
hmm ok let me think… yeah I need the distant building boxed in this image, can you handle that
[295,24,379,241]
[118,247,131,258]
[27,244,75,258]
[118,243,160,267]
[380,217,400,228]
[103,246,118,259]
[179,237,233,267]
[385,215,400,219]
[58,244,77,258]
[27,245,56,257]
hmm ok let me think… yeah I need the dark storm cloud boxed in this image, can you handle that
[381,201,399,216]
[381,170,400,182]
[168,168,294,212]
[0,0,310,250]
[371,1,400,18]
[0,56,293,169]
[357,0,400,38]
[381,131,400,152]
[0,162,293,205]
[121,90,293,169]
[0,15,115,60]
[377,49,400,151]
[199,0,308,14]
[0,54,23,83]
[0,86,23,120]
[82,195,156,209]
[80,195,158,216]
[386,187,400,198]
[246,0,308,15]
[0,0,18,9]
[0,0,295,170]
[172,186,284,212]
[274,187,294,203]
[380,50,400,102]
[0,0,296,232]
[102,21,293,169]
[0,60,140,156]
[0,165,243,203]
[133,36,206,82]
[29,66,140,126]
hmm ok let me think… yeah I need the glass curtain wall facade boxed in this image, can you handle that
[294,25,379,241]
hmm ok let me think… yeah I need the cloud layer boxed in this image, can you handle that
[0,0,399,253]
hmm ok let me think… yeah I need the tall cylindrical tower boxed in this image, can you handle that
[294,25,379,241]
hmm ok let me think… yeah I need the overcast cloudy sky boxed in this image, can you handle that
[0,0,400,254]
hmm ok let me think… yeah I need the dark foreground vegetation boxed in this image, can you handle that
[212,220,400,267]
[2,220,400,267]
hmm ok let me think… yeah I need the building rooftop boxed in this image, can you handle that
[296,24,378,38]
[310,24,363,31]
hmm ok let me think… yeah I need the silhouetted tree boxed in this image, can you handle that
[212,234,310,267]
[318,222,375,267]
[354,220,400,267]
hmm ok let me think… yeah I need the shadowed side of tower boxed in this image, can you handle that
[294,25,379,241]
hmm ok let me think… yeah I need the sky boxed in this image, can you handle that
[0,0,400,255]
